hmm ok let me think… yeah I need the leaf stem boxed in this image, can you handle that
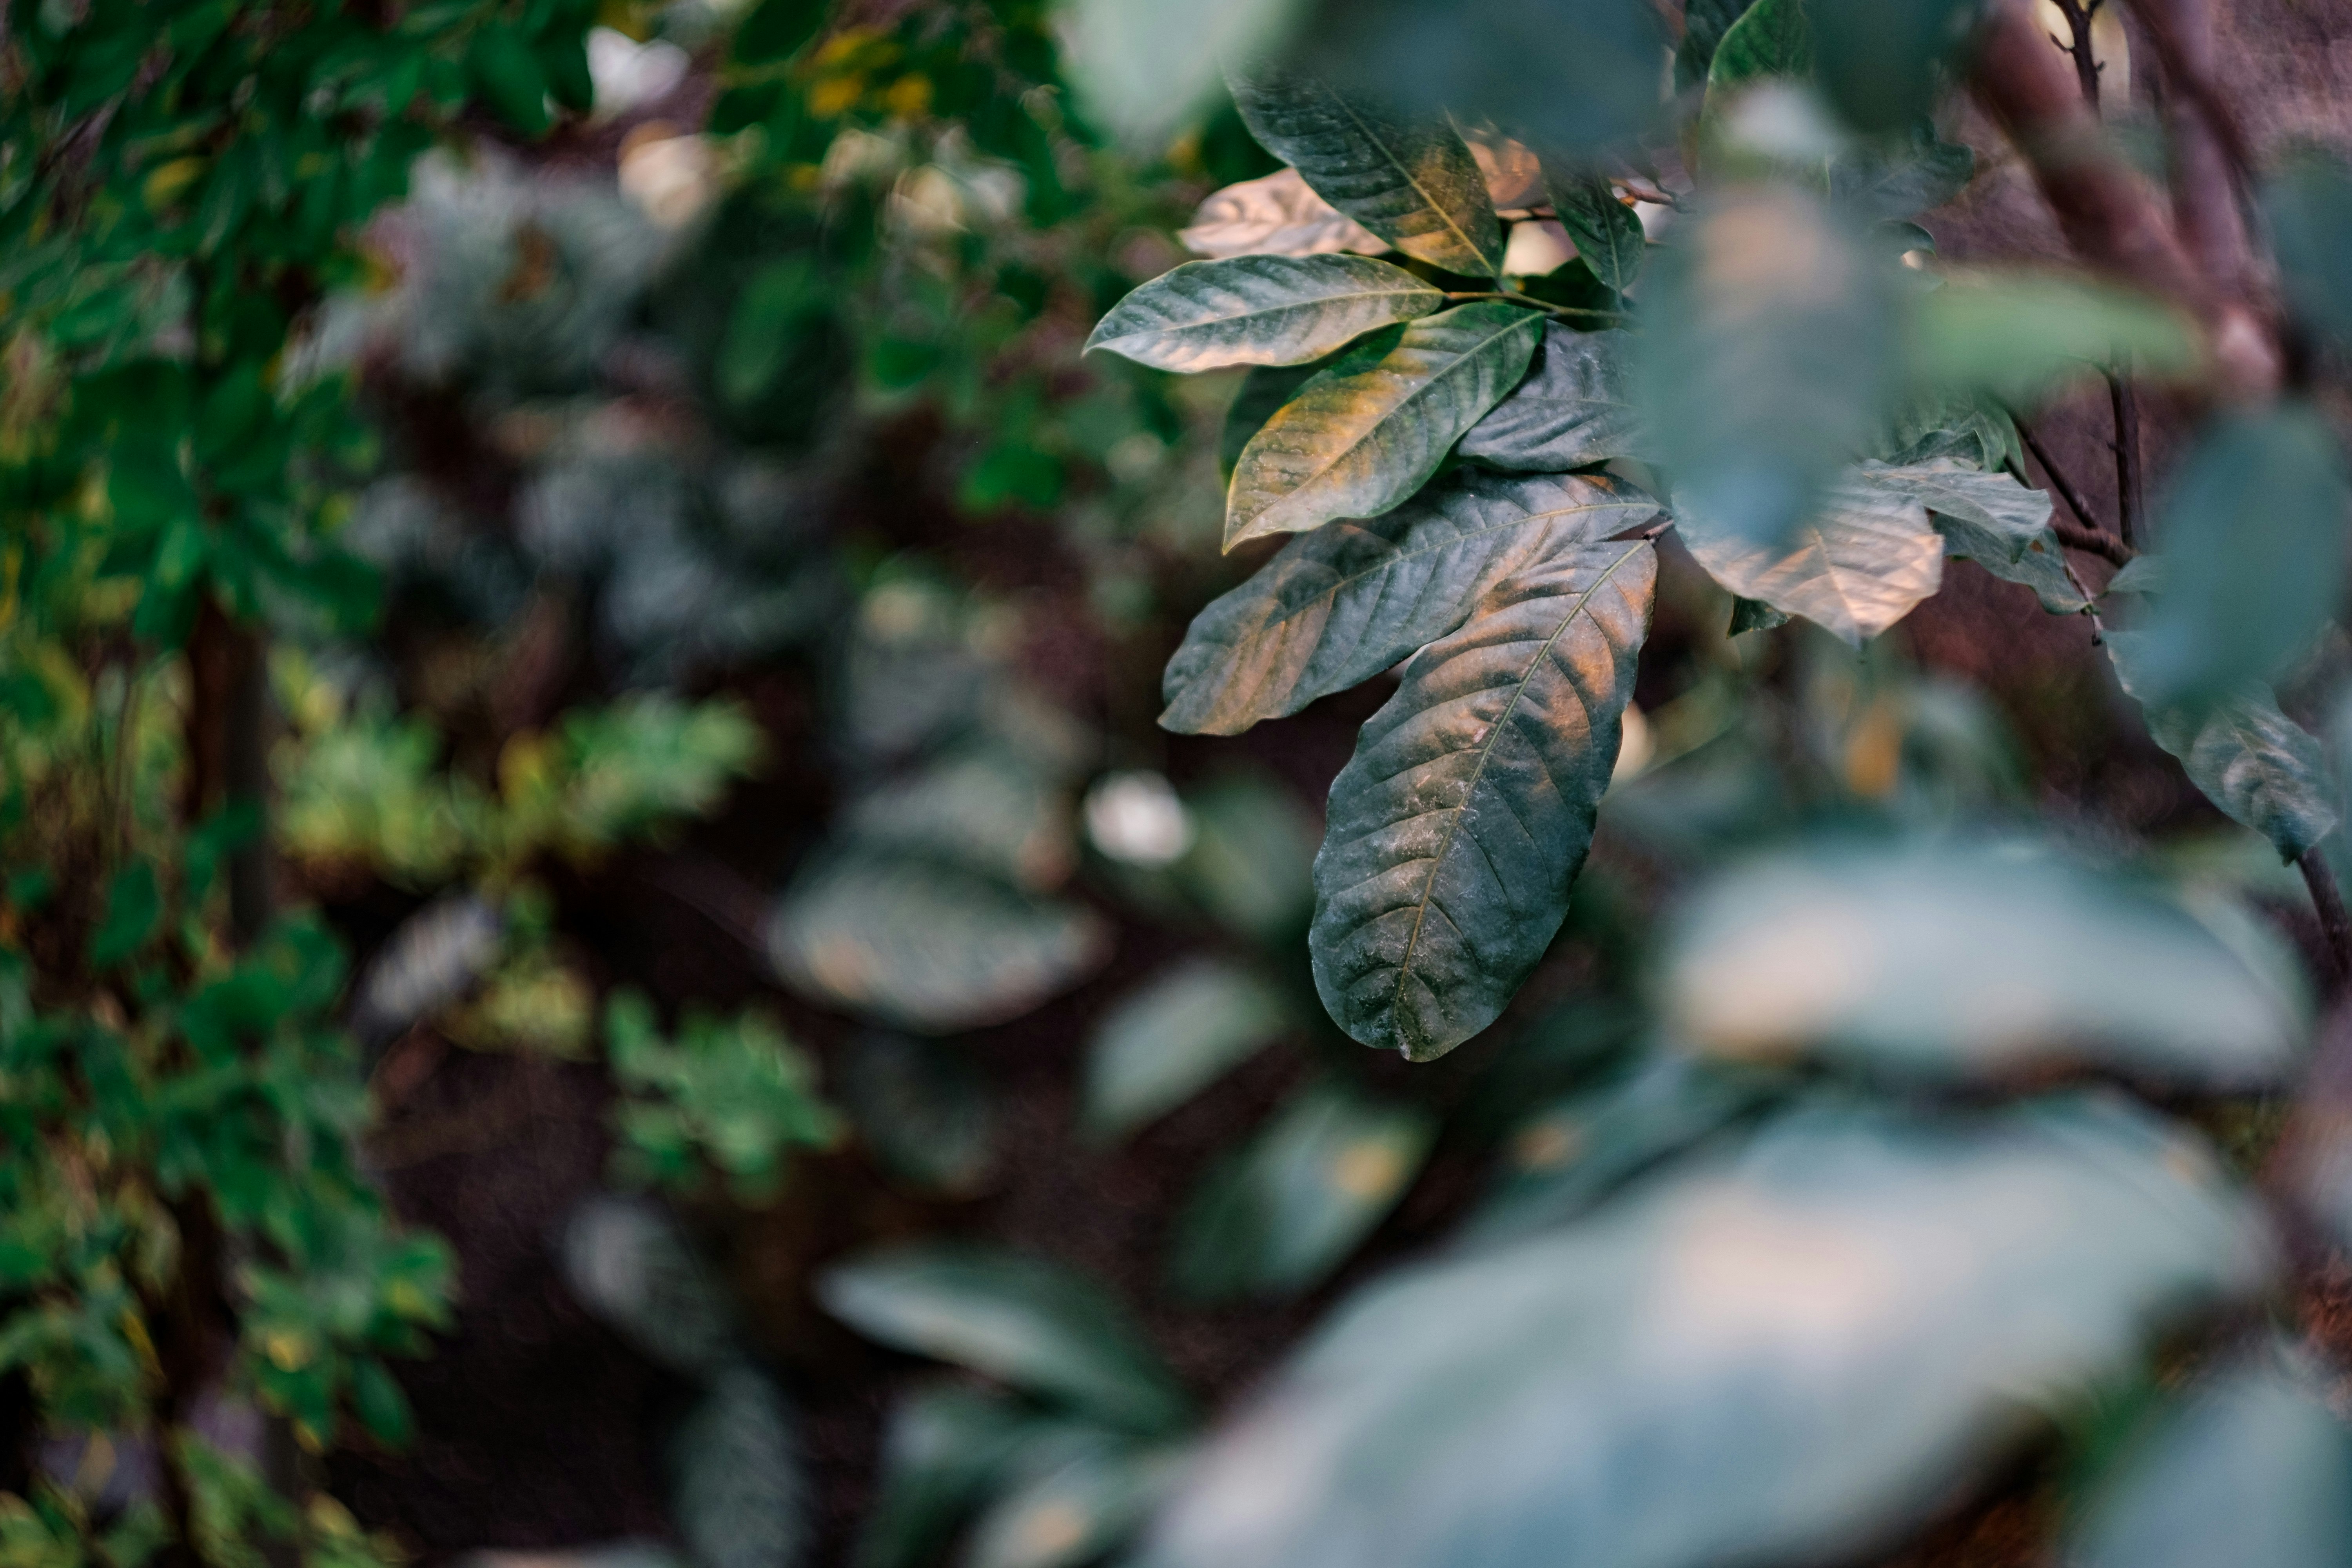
[1445,289,1628,325]
[2301,851,2352,992]
[2107,372,2144,548]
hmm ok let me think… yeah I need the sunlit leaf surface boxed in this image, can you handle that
[1087,256,1443,373]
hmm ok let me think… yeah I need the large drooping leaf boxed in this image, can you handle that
[2129,403,2351,705]
[1676,470,1943,645]
[767,853,1110,1033]
[1906,272,2202,405]
[1135,1098,2273,1568]
[1311,538,1656,1059]
[1064,0,1305,142]
[1662,842,2307,1085]
[1086,256,1444,373]
[1082,958,1292,1142]
[1864,459,2087,613]
[1638,185,1895,550]
[2070,1354,2352,1568]
[669,1363,808,1568]
[2107,633,2339,861]
[1227,302,1544,546]
[2264,152,2352,353]
[1455,325,1641,473]
[1226,66,1503,276]
[1544,175,1643,296]
[1165,469,1661,734]
[1169,1083,1437,1301]
[817,1246,1191,1436]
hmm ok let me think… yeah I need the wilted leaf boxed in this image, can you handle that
[840,1033,1000,1198]
[560,1196,735,1378]
[1136,1098,2272,1568]
[1864,458,2087,614]
[2128,403,2350,705]
[1545,176,1643,296]
[1178,169,1386,261]
[1677,471,1943,646]
[1087,256,1444,373]
[1170,1083,1437,1301]
[1456,325,1641,473]
[1663,842,2307,1084]
[817,1245,1190,1435]
[1312,538,1656,1060]
[1908,272,2202,405]
[2107,634,2338,862]
[670,1363,806,1568]
[1065,0,1304,142]
[767,853,1110,1034]
[1227,65,1504,276]
[1083,959,1292,1142]
[1164,468,1661,735]
[964,1433,1179,1568]
[1228,302,1544,546]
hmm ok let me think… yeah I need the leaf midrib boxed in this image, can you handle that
[1388,539,1648,1047]
[1329,95,1496,278]
[1111,283,1440,352]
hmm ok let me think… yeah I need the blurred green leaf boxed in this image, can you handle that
[1866,457,2087,614]
[468,24,554,138]
[1811,0,1976,134]
[1163,468,1661,735]
[1066,0,1304,142]
[1174,776,1319,945]
[1456,324,1640,473]
[964,1432,1178,1568]
[560,1196,736,1379]
[1545,176,1642,296]
[1907,272,2201,405]
[1137,1098,2271,1568]
[733,0,831,64]
[1662,842,2307,1084]
[841,747,1077,891]
[1312,540,1655,1059]
[818,1245,1191,1434]
[856,1385,1041,1568]
[1826,122,1974,222]
[606,991,840,1201]
[1706,0,1810,93]
[840,1033,1000,1199]
[90,859,161,970]
[1086,256,1443,373]
[1083,959,1290,1143]
[1227,303,1544,547]
[1678,0,1760,91]
[1676,469,1942,646]
[670,1363,808,1568]
[1170,1083,1436,1302]
[2264,152,2352,353]
[720,259,832,407]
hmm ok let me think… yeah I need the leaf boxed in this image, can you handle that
[1220,361,1324,479]
[2128,403,2351,705]
[964,1434,1177,1568]
[1311,538,1657,1060]
[767,853,1111,1034]
[1227,302,1544,547]
[1706,0,1811,94]
[1863,458,2087,614]
[1726,595,1793,634]
[1811,0,1978,133]
[1637,185,1895,550]
[560,1196,736,1378]
[733,0,831,63]
[468,24,554,138]
[2267,153,2352,352]
[1544,174,1643,295]
[840,1033,1000,1198]
[1178,168,1387,261]
[1677,0,1760,91]
[1663,841,2307,1084]
[2107,634,2339,862]
[1907,272,2202,405]
[1827,122,1975,221]
[670,1363,807,1568]
[1134,1098,2273,1568]
[1456,324,1641,473]
[1677,470,1943,646]
[855,1385,1041,1568]
[840,747,1076,891]
[89,859,161,969]
[816,1245,1191,1435]
[1164,468,1662,735]
[1065,0,1305,142]
[1174,775,1320,943]
[1086,256,1444,373]
[1226,65,1504,276]
[1083,959,1292,1142]
[2070,1354,2352,1568]
[1169,1084,1437,1301]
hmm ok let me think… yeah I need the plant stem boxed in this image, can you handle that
[2011,414,2124,550]
[2049,0,2105,107]
[2302,852,2352,992]
[1445,289,1627,324]
[2108,373,2144,547]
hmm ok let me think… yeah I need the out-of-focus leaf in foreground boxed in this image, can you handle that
[1083,958,1292,1142]
[1662,843,2306,1085]
[1065,0,1304,142]
[964,1430,1181,1568]
[840,1033,1001,1198]
[1906,272,2201,405]
[1136,1099,2272,1568]
[2264,151,2352,353]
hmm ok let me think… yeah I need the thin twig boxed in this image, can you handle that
[2048,0,2106,107]
[2051,515,2135,564]
[2302,852,2352,994]
[2012,414,2107,535]
[2107,374,2145,547]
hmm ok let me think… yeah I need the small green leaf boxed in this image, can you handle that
[733,0,831,64]
[1312,539,1657,1059]
[1706,0,1811,94]
[468,24,553,138]
[1086,256,1443,373]
[1677,470,1944,646]
[1165,468,1660,734]
[670,1363,807,1568]
[1227,301,1543,547]
[1545,174,1643,295]
[1727,595,1793,634]
[1226,65,1504,276]
[1456,324,1641,473]
[1083,959,1290,1142]
[90,860,161,969]
[964,1433,1176,1568]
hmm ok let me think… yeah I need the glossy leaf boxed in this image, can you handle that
[1456,325,1641,473]
[2130,403,2350,705]
[1228,302,1544,546]
[1136,1099,2272,1568]
[1226,66,1504,275]
[1706,0,1810,93]
[1087,256,1444,373]
[817,1245,1191,1435]
[1864,458,2086,614]
[1664,841,2307,1085]
[1165,468,1661,734]
[1545,175,1643,295]
[1676,471,1943,646]
[1678,0,1760,90]
[1083,959,1291,1142]
[2108,633,2339,862]
[1312,538,1656,1059]
[1220,360,1324,479]
[670,1363,807,1568]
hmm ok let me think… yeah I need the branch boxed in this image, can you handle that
[2012,413,2107,534]
[2129,0,2258,292]
[2107,374,2145,546]
[2303,852,2352,993]
[2052,515,2134,564]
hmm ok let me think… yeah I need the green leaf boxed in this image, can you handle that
[1226,65,1504,276]
[964,1433,1176,1568]
[1065,0,1306,142]
[767,853,1111,1034]
[539,29,595,114]
[1827,122,1975,221]
[2264,151,2352,352]
[1706,0,1811,94]
[1638,185,1895,549]
[2129,403,2351,705]
[1864,458,2087,614]
[1169,1083,1436,1301]
[1677,0,1760,92]
[1174,775,1320,943]
[1312,538,1657,1059]
[719,258,830,406]
[1221,361,1325,480]
[2107,634,2339,862]
[733,0,831,64]
[1457,324,1641,473]
[840,1033,1000,1198]
[2071,1355,2352,1568]
[560,1196,737,1379]
[1165,468,1661,735]
[1136,1098,2272,1568]
[1907,272,2201,405]
[1227,302,1544,547]
[817,1245,1191,1435]
[670,1364,807,1568]
[855,1385,1041,1568]
[1811,0,1977,133]
[1086,256,1443,373]
[1083,959,1291,1143]
[468,24,553,138]
[90,860,161,969]
[1726,595,1793,634]
[1676,470,1943,646]
[1544,174,1644,296]
[1664,841,2307,1084]
[840,746,1076,890]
